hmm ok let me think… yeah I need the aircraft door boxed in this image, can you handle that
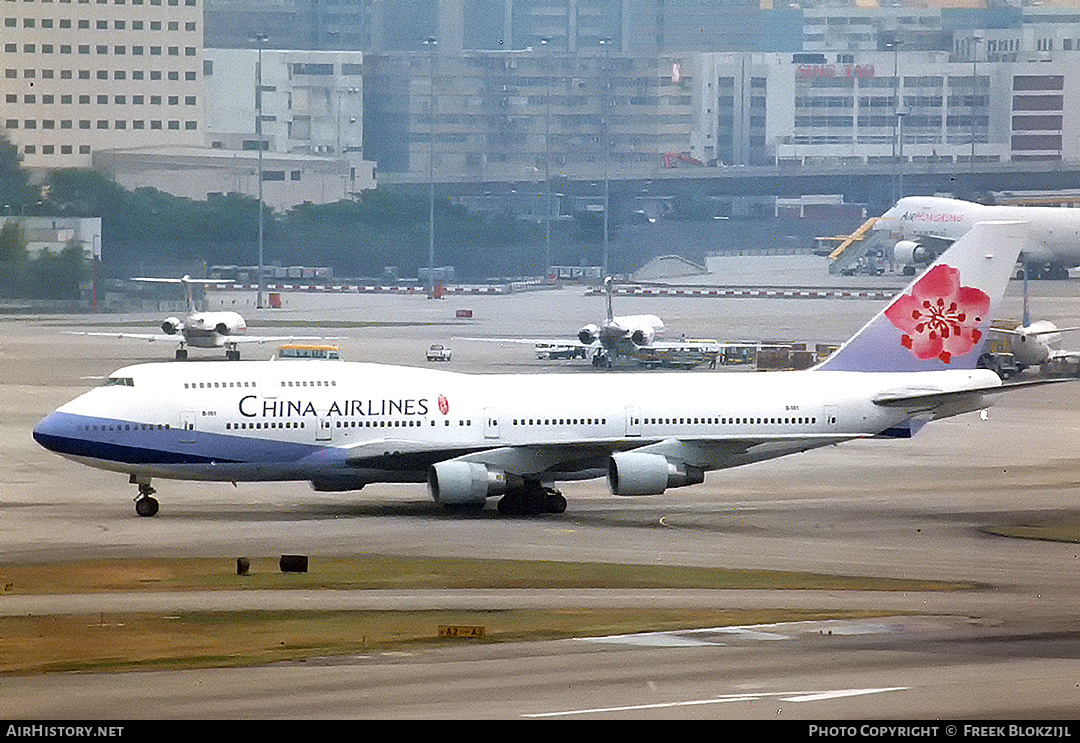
[483,407,499,439]
[625,406,642,437]
[316,417,332,442]
[179,410,197,443]
[824,405,839,430]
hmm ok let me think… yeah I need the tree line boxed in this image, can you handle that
[2,134,599,294]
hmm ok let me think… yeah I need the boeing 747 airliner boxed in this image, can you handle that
[34,221,1038,516]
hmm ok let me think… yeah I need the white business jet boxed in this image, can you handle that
[35,221,1052,517]
[75,276,312,360]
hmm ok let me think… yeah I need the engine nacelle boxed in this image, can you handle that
[161,317,183,335]
[578,324,599,345]
[214,321,230,335]
[428,461,520,506]
[630,327,655,347]
[893,240,933,266]
[607,452,705,496]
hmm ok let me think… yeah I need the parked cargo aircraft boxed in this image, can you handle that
[862,196,1080,278]
[458,277,715,368]
[73,276,314,360]
[35,221,1047,517]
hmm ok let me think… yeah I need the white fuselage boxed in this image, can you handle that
[32,359,998,490]
[601,314,665,350]
[876,196,1080,267]
[177,311,247,348]
[1008,320,1063,367]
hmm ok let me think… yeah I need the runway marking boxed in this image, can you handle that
[781,687,908,702]
[578,632,719,647]
[578,624,793,647]
[522,687,909,718]
[578,618,932,649]
[522,695,761,717]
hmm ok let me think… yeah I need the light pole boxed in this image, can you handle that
[254,33,267,310]
[888,39,903,203]
[970,36,982,178]
[423,36,437,298]
[599,36,611,279]
[897,109,907,199]
[541,36,552,281]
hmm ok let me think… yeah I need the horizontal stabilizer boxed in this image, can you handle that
[872,377,1071,408]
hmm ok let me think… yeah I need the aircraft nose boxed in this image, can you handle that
[33,411,70,454]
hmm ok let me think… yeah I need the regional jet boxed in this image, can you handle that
[73,276,316,360]
[458,277,716,368]
[35,221,1050,517]
[991,272,1080,371]
[831,196,1080,279]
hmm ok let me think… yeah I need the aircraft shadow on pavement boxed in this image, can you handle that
[164,499,751,532]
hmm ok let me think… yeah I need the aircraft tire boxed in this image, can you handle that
[546,491,567,514]
[498,489,566,516]
[135,496,159,517]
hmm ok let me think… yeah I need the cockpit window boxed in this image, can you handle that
[103,377,135,387]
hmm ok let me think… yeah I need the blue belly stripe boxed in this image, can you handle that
[33,412,326,466]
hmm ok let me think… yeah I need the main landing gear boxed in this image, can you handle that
[131,476,159,517]
[496,485,567,516]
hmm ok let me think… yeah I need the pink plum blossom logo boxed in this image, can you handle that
[884,264,990,364]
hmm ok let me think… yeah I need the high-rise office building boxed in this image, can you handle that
[2,0,205,172]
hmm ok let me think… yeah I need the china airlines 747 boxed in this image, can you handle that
[34,221,1045,517]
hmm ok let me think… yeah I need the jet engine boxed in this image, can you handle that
[630,327,655,347]
[578,324,600,345]
[893,240,933,267]
[607,452,704,496]
[428,461,521,506]
[214,321,230,335]
[161,317,183,335]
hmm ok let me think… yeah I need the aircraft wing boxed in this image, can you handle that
[398,434,870,481]
[66,331,177,343]
[992,326,1080,337]
[455,336,732,350]
[646,340,727,350]
[228,335,328,344]
[454,336,593,348]
[66,331,328,344]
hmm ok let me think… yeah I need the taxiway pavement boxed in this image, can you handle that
[2,280,1080,718]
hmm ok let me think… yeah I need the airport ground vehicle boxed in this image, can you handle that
[426,344,452,362]
[977,352,1022,380]
[277,345,341,360]
[535,343,588,360]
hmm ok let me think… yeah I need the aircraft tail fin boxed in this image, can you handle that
[1022,264,1031,328]
[815,220,1027,373]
